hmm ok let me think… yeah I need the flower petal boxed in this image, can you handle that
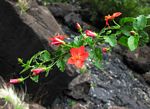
[74,60,84,68]
[67,57,75,64]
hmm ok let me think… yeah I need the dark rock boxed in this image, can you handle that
[116,46,150,74]
[48,3,79,18]
[108,106,128,109]
[67,73,91,100]
[64,53,150,109]
[48,3,96,33]
[0,0,74,107]
[143,71,150,83]
[124,46,150,73]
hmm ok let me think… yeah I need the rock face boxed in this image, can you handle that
[0,0,150,109]
[123,46,150,74]
[0,0,74,107]
[65,53,150,109]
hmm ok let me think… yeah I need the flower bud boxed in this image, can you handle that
[9,78,24,84]
[85,30,96,37]
[130,31,136,36]
[31,67,46,76]
[76,23,82,32]
[102,47,109,53]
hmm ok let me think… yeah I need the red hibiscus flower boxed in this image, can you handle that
[85,30,96,37]
[49,35,65,46]
[68,46,89,68]
[31,68,46,76]
[105,12,122,26]
[9,78,24,84]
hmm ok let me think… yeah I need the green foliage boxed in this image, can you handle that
[80,0,150,17]
[128,36,139,51]
[104,34,117,47]
[30,76,39,83]
[118,15,149,50]
[133,15,147,30]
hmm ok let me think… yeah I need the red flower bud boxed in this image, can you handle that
[76,23,82,31]
[102,47,109,53]
[85,30,96,37]
[31,68,46,76]
[9,78,24,84]
[49,35,65,46]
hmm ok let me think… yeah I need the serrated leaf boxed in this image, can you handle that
[56,59,65,72]
[104,35,117,47]
[30,76,39,83]
[133,15,147,30]
[128,36,139,51]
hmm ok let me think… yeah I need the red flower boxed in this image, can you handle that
[49,35,65,46]
[9,78,24,84]
[68,46,89,68]
[105,12,122,26]
[85,30,96,37]
[31,68,46,76]
[76,23,82,31]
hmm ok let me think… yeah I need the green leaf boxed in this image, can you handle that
[93,61,103,69]
[30,76,39,83]
[106,30,112,35]
[119,17,134,25]
[146,14,150,19]
[99,28,108,35]
[85,37,94,47]
[118,36,128,47]
[104,35,117,47]
[56,59,65,72]
[133,15,147,30]
[121,26,132,36]
[45,67,51,77]
[72,37,83,47]
[20,61,30,74]
[94,47,102,61]
[128,36,139,51]
[139,31,150,46]
[89,48,102,61]
[40,50,51,62]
